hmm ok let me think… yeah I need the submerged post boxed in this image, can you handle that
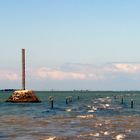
[78,96,80,100]
[121,97,124,104]
[50,99,54,109]
[131,99,134,108]
[66,97,68,104]
[22,48,25,90]
[48,96,54,109]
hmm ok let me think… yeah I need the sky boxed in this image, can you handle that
[0,0,140,90]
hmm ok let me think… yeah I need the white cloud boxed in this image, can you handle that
[28,63,140,81]
[30,67,87,80]
[0,70,18,81]
[1,63,140,82]
[112,63,140,73]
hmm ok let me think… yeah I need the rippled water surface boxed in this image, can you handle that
[0,91,140,140]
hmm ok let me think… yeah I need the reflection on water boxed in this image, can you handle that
[0,91,140,140]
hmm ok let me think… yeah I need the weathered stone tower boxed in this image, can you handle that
[22,48,25,90]
[6,49,40,103]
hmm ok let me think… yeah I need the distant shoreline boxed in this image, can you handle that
[1,89,140,92]
[0,89,17,92]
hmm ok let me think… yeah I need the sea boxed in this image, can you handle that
[0,91,140,140]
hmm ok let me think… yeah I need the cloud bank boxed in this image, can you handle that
[29,63,140,80]
[0,70,18,81]
[1,63,140,81]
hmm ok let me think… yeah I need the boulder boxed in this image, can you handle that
[6,90,41,103]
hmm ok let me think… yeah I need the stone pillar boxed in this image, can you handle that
[22,48,25,90]
[6,49,41,103]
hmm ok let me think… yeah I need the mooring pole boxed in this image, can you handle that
[22,48,25,90]
[121,97,124,104]
[66,97,68,104]
[78,96,80,100]
[131,99,134,108]
[48,96,54,109]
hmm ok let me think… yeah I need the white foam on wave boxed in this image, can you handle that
[65,108,72,112]
[87,106,97,112]
[88,110,95,112]
[77,114,95,119]
[125,129,131,133]
[44,137,56,140]
[104,131,109,135]
[95,123,102,127]
[93,133,100,137]
[98,97,112,103]
[105,104,110,107]
[92,106,97,111]
[77,133,100,137]
[104,120,111,124]
[115,134,126,140]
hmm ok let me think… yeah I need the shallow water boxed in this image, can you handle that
[0,91,140,140]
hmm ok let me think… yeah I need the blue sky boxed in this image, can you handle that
[0,0,140,90]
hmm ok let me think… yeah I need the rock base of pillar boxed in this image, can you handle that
[6,90,41,103]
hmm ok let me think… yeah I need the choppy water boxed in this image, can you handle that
[0,91,140,140]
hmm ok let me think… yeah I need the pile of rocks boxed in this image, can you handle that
[6,90,40,103]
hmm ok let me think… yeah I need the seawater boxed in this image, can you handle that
[0,91,140,140]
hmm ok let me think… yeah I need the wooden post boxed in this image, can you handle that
[66,97,68,104]
[78,96,80,100]
[50,99,54,109]
[121,97,123,104]
[22,49,25,90]
[48,96,54,109]
[131,99,134,108]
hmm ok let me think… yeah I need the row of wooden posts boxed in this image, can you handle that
[48,95,134,109]
[48,96,80,109]
[120,97,134,108]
